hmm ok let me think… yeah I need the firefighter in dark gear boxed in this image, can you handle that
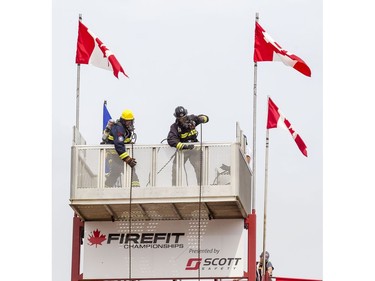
[105,109,139,187]
[167,106,209,186]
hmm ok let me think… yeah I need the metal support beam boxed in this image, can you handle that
[171,203,183,219]
[71,214,84,281]
[245,211,256,281]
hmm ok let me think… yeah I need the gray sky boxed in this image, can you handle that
[59,0,323,280]
[4,0,375,280]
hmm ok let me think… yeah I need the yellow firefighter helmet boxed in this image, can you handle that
[121,109,134,121]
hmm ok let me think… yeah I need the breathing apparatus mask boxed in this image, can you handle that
[121,118,135,132]
[178,115,195,130]
[126,120,135,132]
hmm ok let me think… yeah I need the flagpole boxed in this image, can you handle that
[248,14,260,281]
[252,12,259,212]
[76,13,82,132]
[261,124,270,278]
[103,100,107,130]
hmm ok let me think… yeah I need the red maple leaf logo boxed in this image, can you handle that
[87,229,107,247]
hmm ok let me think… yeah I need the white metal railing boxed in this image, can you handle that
[71,143,238,188]
[70,142,252,208]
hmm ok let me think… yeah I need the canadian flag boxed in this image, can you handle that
[267,97,308,157]
[75,21,128,78]
[254,22,311,77]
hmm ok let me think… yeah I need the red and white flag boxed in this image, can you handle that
[267,97,308,157]
[254,22,311,77]
[75,21,128,79]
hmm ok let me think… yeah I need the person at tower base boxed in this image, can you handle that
[167,106,209,186]
[105,109,139,187]
[256,251,274,281]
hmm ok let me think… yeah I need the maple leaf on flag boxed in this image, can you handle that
[88,229,107,247]
[75,20,128,79]
[267,97,308,157]
[254,22,311,77]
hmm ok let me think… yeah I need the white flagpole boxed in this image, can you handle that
[261,129,270,278]
[261,97,271,278]
[252,12,259,212]
[75,13,82,132]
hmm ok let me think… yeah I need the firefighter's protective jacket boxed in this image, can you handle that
[167,114,209,149]
[108,121,133,160]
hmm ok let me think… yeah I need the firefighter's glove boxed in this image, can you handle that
[198,115,209,123]
[183,144,194,150]
[124,156,137,167]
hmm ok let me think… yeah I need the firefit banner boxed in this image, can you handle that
[83,219,245,279]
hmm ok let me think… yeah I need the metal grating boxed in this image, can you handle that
[70,199,246,222]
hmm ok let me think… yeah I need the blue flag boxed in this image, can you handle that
[103,101,113,173]
[103,101,113,130]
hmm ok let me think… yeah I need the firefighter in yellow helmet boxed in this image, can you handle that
[104,109,139,187]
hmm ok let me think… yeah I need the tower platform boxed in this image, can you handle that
[70,128,253,222]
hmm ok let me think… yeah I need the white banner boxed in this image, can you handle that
[83,219,245,279]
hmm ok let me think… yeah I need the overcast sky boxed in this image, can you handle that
[53,0,323,279]
[2,0,375,281]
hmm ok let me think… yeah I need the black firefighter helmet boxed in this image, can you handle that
[174,106,188,118]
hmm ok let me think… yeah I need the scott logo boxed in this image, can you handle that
[185,257,242,270]
[185,258,202,270]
